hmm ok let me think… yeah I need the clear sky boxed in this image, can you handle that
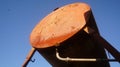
[0,0,120,67]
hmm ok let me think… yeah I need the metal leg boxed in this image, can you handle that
[22,48,36,67]
[84,26,120,63]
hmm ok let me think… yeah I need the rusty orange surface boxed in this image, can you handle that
[30,3,91,48]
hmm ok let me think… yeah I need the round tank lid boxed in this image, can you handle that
[30,3,91,48]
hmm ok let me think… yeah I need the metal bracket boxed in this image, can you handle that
[30,59,35,62]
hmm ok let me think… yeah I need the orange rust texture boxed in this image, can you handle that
[30,3,91,48]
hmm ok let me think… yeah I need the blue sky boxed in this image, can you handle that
[0,0,120,67]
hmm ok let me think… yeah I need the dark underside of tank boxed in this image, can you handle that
[37,29,110,67]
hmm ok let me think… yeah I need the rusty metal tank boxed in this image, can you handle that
[29,3,110,67]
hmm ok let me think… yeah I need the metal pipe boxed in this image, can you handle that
[56,49,119,62]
